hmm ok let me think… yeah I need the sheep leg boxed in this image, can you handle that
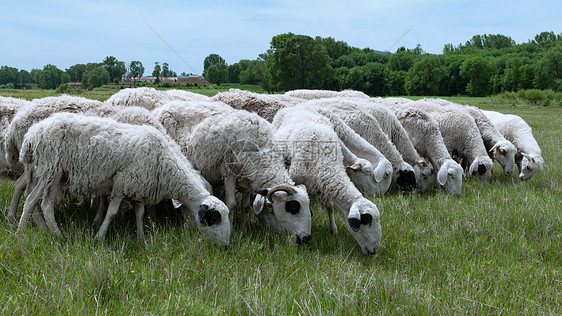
[17,181,45,231]
[41,173,63,236]
[95,195,124,240]
[327,203,338,234]
[135,204,145,240]
[224,176,237,225]
[27,177,47,230]
[92,196,107,225]
[7,174,28,224]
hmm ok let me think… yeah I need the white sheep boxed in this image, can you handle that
[5,95,174,224]
[0,96,30,180]
[426,98,517,176]
[481,110,545,181]
[383,103,464,195]
[285,89,369,100]
[273,106,382,255]
[211,88,302,122]
[404,99,494,182]
[303,97,433,193]
[153,101,313,244]
[105,87,209,110]
[18,112,231,245]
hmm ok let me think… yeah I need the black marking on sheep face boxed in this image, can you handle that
[255,189,269,196]
[478,163,487,175]
[198,205,222,226]
[348,217,361,232]
[361,213,373,225]
[396,170,416,192]
[285,200,301,215]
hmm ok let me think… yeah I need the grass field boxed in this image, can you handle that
[0,90,560,314]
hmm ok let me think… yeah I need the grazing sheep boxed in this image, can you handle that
[212,88,302,122]
[426,98,517,176]
[303,97,432,193]
[383,103,464,195]
[18,112,231,245]
[285,89,369,100]
[154,101,312,244]
[0,96,30,180]
[105,87,209,110]
[273,106,382,255]
[404,99,494,182]
[5,95,172,224]
[482,110,545,181]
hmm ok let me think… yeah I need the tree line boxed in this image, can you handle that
[203,31,562,96]
[0,57,181,90]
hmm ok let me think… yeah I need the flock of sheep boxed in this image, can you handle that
[0,87,544,255]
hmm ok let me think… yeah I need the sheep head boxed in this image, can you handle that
[490,140,517,176]
[255,184,312,244]
[346,198,381,255]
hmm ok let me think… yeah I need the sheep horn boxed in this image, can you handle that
[267,184,297,201]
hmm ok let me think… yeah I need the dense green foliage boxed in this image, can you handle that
[0,93,560,313]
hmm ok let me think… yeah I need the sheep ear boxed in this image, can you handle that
[437,166,448,185]
[521,153,531,160]
[252,195,266,215]
[374,162,385,182]
[413,164,421,182]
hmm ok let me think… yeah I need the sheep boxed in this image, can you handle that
[302,97,433,193]
[211,88,302,122]
[425,98,517,176]
[105,87,209,110]
[153,101,313,244]
[285,89,369,100]
[381,102,464,195]
[272,106,382,255]
[0,96,31,181]
[5,95,170,225]
[18,112,231,245]
[401,98,494,182]
[481,110,545,181]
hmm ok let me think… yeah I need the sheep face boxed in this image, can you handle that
[347,159,392,196]
[468,156,494,182]
[255,184,312,244]
[519,153,544,181]
[437,159,463,195]
[395,163,417,193]
[413,160,434,194]
[346,199,381,255]
[252,194,285,233]
[195,196,231,246]
[491,140,517,176]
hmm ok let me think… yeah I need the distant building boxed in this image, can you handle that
[128,75,208,83]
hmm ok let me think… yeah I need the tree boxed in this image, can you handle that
[18,69,33,88]
[161,62,171,78]
[152,62,161,83]
[35,64,63,89]
[267,32,333,91]
[534,48,562,90]
[0,66,19,86]
[205,63,228,84]
[460,56,492,96]
[239,60,265,84]
[66,64,87,82]
[405,55,445,95]
[82,66,109,89]
[102,56,126,83]
[203,54,226,73]
[129,61,144,81]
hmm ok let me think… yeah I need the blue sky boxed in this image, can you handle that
[2,0,561,76]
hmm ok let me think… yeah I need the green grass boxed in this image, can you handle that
[0,95,561,314]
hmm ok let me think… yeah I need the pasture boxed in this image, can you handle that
[0,91,560,314]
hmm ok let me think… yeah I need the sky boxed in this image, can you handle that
[2,0,561,76]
